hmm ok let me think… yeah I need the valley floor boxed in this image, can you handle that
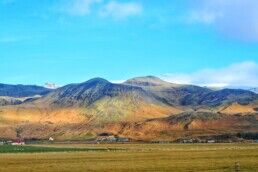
[0,143,258,172]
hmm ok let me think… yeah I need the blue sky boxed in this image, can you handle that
[1,0,258,87]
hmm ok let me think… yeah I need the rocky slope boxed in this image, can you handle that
[0,96,22,106]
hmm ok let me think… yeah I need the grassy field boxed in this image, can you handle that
[0,145,119,153]
[0,143,258,172]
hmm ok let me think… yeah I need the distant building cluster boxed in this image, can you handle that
[0,139,25,145]
[177,138,216,144]
[95,133,130,143]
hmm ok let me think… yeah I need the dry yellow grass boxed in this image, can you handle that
[0,97,180,126]
[0,143,257,172]
[220,103,256,114]
[0,106,86,125]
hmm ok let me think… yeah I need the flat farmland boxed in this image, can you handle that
[0,143,258,172]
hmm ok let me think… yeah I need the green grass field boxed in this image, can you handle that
[0,145,121,153]
[0,143,258,172]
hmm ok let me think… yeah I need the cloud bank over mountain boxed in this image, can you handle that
[162,61,258,88]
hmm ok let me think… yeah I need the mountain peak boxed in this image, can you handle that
[82,77,110,85]
[124,76,172,87]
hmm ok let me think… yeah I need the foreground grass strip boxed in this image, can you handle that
[0,145,123,153]
[0,144,258,172]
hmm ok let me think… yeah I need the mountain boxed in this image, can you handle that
[0,83,52,98]
[39,78,160,107]
[124,76,213,106]
[32,77,181,123]
[124,76,258,107]
[0,76,257,141]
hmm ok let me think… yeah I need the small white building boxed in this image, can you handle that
[11,141,25,145]
[207,140,215,143]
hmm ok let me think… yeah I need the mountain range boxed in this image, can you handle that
[0,76,257,141]
[0,83,51,97]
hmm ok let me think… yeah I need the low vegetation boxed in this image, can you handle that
[0,143,257,171]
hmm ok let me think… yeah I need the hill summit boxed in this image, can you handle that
[124,76,177,87]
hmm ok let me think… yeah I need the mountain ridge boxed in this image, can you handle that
[0,83,52,98]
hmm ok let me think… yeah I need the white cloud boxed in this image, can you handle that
[44,83,60,89]
[58,0,142,19]
[187,0,258,41]
[188,10,223,24]
[59,0,102,16]
[100,1,142,19]
[111,79,125,84]
[161,61,258,88]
